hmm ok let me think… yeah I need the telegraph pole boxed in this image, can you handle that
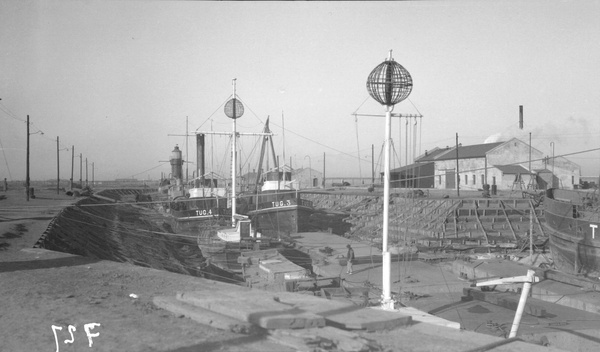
[70,146,74,190]
[79,153,82,188]
[56,136,60,194]
[456,133,460,197]
[529,132,532,188]
[26,115,30,201]
[322,152,326,188]
[371,144,375,185]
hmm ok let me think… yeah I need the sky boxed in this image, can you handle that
[1,0,599,182]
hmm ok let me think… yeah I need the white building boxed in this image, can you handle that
[415,138,580,191]
[292,167,323,189]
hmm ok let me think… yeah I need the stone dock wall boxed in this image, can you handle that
[303,192,546,252]
[35,189,211,278]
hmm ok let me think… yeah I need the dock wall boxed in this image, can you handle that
[34,189,211,278]
[303,192,545,252]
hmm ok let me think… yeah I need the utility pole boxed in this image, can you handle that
[56,137,60,194]
[372,144,375,185]
[186,116,189,185]
[92,162,94,187]
[456,133,460,197]
[85,158,88,187]
[322,152,326,188]
[530,202,534,260]
[79,153,82,188]
[70,146,74,190]
[26,115,30,201]
[529,132,532,189]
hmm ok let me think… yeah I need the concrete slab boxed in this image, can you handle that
[452,257,540,292]
[395,306,461,329]
[153,295,256,334]
[176,291,326,329]
[259,257,309,281]
[177,288,412,331]
[264,291,413,331]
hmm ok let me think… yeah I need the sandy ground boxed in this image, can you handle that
[0,188,294,352]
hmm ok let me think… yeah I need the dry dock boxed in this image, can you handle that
[0,187,585,351]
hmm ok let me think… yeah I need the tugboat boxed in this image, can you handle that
[245,118,315,238]
[197,80,308,287]
[160,145,230,232]
[543,187,600,277]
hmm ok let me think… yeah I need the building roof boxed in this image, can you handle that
[390,162,434,173]
[433,142,504,161]
[416,147,453,162]
[494,164,530,175]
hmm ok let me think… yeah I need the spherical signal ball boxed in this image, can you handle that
[224,98,245,119]
[366,60,413,106]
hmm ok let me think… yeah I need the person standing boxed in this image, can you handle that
[346,244,355,274]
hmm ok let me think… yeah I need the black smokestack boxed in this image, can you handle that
[519,105,523,130]
[196,134,205,187]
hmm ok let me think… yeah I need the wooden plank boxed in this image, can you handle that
[176,291,325,329]
[152,295,257,334]
[463,288,546,317]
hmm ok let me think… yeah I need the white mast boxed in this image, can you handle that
[282,110,286,169]
[366,49,413,310]
[231,78,238,227]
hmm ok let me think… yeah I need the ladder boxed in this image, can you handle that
[511,173,525,192]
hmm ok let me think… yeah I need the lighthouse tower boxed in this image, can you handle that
[169,145,184,198]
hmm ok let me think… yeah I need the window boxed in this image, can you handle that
[572,176,575,185]
[438,175,442,185]
[472,175,476,185]
[464,175,468,185]
[492,176,496,185]
[481,174,485,185]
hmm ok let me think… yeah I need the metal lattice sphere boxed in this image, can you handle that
[366,57,413,106]
[224,98,244,119]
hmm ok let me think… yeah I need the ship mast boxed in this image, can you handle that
[231,79,238,226]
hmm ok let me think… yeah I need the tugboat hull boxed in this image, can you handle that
[543,189,600,277]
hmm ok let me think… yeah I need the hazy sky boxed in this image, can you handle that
[1,1,599,182]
